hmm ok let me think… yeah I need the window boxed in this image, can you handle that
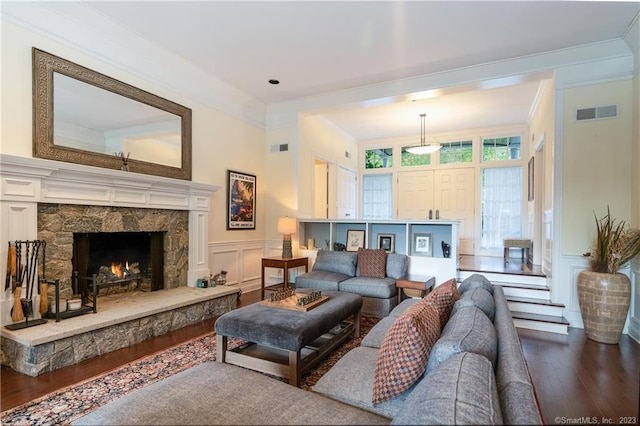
[362,174,393,219]
[439,140,473,164]
[482,136,521,161]
[365,148,393,169]
[400,147,431,166]
[480,167,522,249]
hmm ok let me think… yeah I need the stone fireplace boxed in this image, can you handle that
[0,155,241,377]
[38,203,189,300]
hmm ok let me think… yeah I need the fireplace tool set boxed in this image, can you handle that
[4,240,52,330]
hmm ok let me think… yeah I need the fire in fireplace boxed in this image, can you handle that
[73,232,165,293]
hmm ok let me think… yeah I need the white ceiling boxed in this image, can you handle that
[80,1,639,140]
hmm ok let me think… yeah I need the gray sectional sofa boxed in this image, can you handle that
[295,250,408,318]
[75,273,542,425]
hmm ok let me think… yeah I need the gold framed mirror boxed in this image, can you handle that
[33,48,192,180]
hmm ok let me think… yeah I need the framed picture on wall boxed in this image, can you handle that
[412,233,433,256]
[346,229,366,251]
[227,170,256,230]
[377,234,395,253]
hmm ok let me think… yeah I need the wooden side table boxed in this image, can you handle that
[396,274,436,304]
[261,256,308,300]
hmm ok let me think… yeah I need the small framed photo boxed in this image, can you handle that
[346,229,366,252]
[412,233,433,256]
[377,234,395,253]
[227,170,256,230]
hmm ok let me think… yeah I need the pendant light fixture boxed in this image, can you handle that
[405,113,441,155]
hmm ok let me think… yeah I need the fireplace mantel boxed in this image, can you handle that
[0,154,220,326]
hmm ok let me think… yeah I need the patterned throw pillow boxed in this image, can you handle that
[357,248,387,278]
[425,278,460,328]
[372,301,441,404]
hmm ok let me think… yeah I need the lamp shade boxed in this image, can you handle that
[277,217,297,235]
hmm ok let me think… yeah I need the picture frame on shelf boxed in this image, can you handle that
[412,233,433,256]
[377,233,395,253]
[346,229,366,252]
[227,170,256,230]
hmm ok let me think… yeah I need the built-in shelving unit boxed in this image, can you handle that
[297,219,460,285]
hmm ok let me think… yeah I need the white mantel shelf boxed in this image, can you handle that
[0,154,219,210]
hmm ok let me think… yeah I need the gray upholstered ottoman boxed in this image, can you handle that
[215,290,362,386]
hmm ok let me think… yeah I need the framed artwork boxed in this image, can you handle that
[412,233,433,256]
[227,170,256,230]
[528,156,535,201]
[346,229,366,251]
[377,233,395,253]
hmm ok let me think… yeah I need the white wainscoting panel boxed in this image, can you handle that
[209,241,265,293]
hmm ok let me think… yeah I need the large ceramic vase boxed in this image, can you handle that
[577,270,631,344]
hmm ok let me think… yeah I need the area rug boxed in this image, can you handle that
[1,316,379,426]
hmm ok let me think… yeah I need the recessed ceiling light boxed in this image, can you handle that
[268,79,280,85]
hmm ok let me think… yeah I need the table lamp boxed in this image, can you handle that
[277,217,297,258]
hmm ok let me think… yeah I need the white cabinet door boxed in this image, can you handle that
[314,161,328,218]
[396,170,434,219]
[434,168,475,255]
[336,166,356,219]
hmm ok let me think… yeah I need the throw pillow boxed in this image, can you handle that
[372,301,441,404]
[358,248,387,278]
[424,278,460,328]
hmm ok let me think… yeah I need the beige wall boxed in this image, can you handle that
[1,21,267,244]
[528,80,555,212]
[297,115,358,218]
[633,73,640,228]
[561,80,634,254]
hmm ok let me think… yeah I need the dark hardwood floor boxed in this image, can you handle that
[3,286,639,424]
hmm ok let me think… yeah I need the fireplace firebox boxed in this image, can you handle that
[73,232,165,294]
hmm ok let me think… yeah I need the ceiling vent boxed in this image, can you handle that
[270,143,289,153]
[576,105,618,122]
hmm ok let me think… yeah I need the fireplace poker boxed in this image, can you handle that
[39,241,48,314]
[5,242,16,291]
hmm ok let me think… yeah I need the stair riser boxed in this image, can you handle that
[458,271,546,287]
[508,302,564,317]
[513,318,568,335]
[501,287,550,299]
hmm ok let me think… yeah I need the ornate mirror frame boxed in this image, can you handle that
[32,48,192,180]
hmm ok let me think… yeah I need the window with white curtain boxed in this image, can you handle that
[481,167,522,249]
[363,173,393,219]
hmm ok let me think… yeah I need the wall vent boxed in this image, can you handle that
[270,143,289,153]
[576,105,618,121]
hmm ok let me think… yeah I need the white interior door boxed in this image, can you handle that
[396,170,434,219]
[336,166,356,219]
[434,168,475,255]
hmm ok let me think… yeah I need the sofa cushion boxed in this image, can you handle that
[312,346,410,419]
[451,286,495,321]
[357,248,388,278]
[389,298,419,317]
[458,273,493,295]
[295,270,350,291]
[372,300,441,404]
[391,352,503,425]
[339,277,397,299]
[312,250,358,276]
[424,278,459,328]
[426,305,498,374]
[385,253,409,279]
[360,316,396,349]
